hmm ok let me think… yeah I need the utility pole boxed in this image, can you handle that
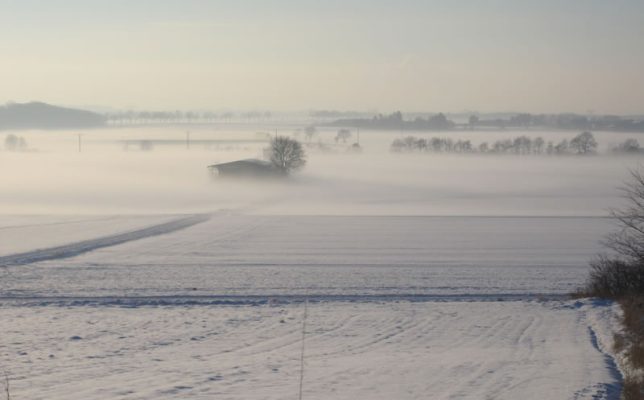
[78,134,82,153]
[186,131,190,150]
[357,127,360,146]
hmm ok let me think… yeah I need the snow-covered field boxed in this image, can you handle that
[0,212,625,399]
[0,214,609,299]
[0,126,636,398]
[0,299,621,400]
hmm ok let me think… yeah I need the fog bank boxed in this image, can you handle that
[0,127,639,216]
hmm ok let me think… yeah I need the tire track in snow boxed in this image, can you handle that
[0,214,210,267]
[577,326,622,400]
[0,293,568,307]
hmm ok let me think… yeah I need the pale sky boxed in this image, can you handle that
[1,0,643,113]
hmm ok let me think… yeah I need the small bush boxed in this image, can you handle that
[580,256,644,299]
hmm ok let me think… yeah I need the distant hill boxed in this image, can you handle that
[0,102,105,130]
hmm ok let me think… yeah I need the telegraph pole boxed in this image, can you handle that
[186,131,190,150]
[78,134,82,153]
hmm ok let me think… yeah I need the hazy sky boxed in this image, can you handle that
[1,0,643,113]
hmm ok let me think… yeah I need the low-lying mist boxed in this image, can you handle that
[0,127,639,216]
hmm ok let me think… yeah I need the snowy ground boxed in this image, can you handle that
[0,214,201,258]
[0,300,621,400]
[0,214,609,298]
[0,213,625,399]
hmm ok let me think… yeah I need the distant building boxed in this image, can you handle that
[207,159,281,179]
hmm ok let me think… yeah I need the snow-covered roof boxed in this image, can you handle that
[207,159,272,169]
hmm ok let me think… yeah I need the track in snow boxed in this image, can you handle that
[0,293,568,307]
[0,214,209,267]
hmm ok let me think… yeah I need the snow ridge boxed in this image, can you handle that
[0,214,209,267]
[0,293,569,307]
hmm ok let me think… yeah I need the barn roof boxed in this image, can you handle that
[207,158,272,169]
[207,158,280,178]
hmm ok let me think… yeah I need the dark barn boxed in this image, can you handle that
[207,159,281,179]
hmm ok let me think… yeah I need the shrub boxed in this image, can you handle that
[581,256,644,299]
[579,169,644,299]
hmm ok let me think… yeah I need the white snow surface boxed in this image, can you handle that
[0,214,610,298]
[0,215,183,256]
[0,300,621,400]
[0,213,624,398]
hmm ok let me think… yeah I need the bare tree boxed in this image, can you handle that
[304,126,317,142]
[612,138,641,154]
[533,137,545,154]
[554,139,570,154]
[269,136,306,175]
[605,169,644,263]
[468,115,479,129]
[570,131,597,154]
[335,129,352,143]
[4,134,18,151]
[581,168,644,297]
[4,134,27,151]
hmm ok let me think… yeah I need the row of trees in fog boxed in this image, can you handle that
[468,112,644,132]
[330,111,644,133]
[104,109,644,133]
[390,132,640,155]
[331,111,454,131]
[106,110,272,124]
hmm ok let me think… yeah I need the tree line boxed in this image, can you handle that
[330,111,644,133]
[470,113,644,132]
[330,111,454,131]
[106,110,272,125]
[390,131,641,155]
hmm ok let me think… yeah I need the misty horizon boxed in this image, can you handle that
[6,100,644,119]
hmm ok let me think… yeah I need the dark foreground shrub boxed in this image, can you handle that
[621,297,644,368]
[581,256,644,299]
[618,296,644,400]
